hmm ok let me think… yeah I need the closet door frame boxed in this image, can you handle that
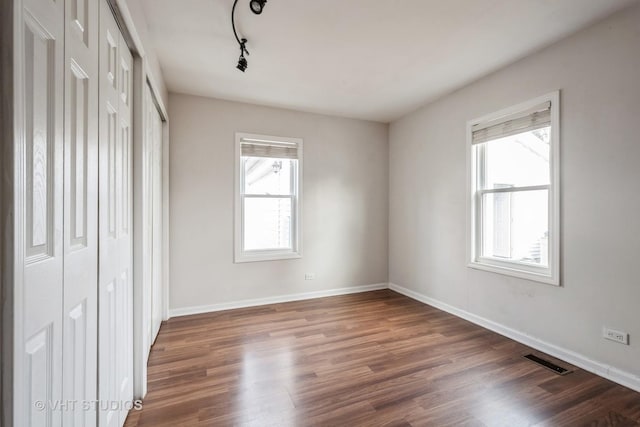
[2,2,19,426]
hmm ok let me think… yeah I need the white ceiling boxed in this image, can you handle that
[139,0,637,122]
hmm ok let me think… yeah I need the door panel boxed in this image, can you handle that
[25,326,54,426]
[142,87,153,357]
[63,0,99,425]
[24,13,57,262]
[150,93,163,343]
[99,1,133,425]
[20,0,65,424]
[143,84,164,347]
[117,27,134,427]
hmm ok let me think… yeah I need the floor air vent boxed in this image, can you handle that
[524,354,571,375]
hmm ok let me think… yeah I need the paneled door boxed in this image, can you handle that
[62,0,99,425]
[148,86,163,344]
[98,0,134,425]
[19,0,65,424]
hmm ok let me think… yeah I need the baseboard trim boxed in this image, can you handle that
[169,283,389,318]
[388,282,640,393]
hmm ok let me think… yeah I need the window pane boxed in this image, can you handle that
[243,157,295,195]
[481,189,548,266]
[482,127,550,189]
[244,197,292,250]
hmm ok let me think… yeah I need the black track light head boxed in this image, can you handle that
[250,0,266,15]
[237,54,248,72]
[236,37,249,72]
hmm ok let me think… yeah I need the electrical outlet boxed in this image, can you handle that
[304,273,315,280]
[603,327,629,345]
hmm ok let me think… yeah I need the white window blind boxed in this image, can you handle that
[472,101,551,145]
[241,139,299,159]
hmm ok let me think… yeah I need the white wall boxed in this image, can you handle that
[169,94,388,311]
[389,4,640,378]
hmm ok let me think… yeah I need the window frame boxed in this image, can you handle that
[234,132,303,263]
[466,92,560,285]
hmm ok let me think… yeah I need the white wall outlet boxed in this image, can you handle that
[603,327,629,345]
[304,273,315,280]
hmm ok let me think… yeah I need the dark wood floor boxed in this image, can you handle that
[124,290,640,426]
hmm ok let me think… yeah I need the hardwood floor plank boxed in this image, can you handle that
[125,290,640,426]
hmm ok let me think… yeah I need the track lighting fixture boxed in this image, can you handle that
[236,38,249,72]
[237,53,248,72]
[231,0,267,72]
[250,0,267,15]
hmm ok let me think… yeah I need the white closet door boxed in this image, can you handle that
[62,0,99,425]
[149,87,163,343]
[141,84,163,349]
[98,0,134,425]
[116,25,134,427]
[19,0,65,424]
[141,85,154,351]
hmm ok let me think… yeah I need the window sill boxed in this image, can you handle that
[468,260,559,286]
[234,251,302,263]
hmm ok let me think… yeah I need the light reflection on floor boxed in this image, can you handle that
[237,342,297,426]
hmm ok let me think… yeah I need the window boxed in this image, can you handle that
[467,92,560,285]
[235,133,302,262]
